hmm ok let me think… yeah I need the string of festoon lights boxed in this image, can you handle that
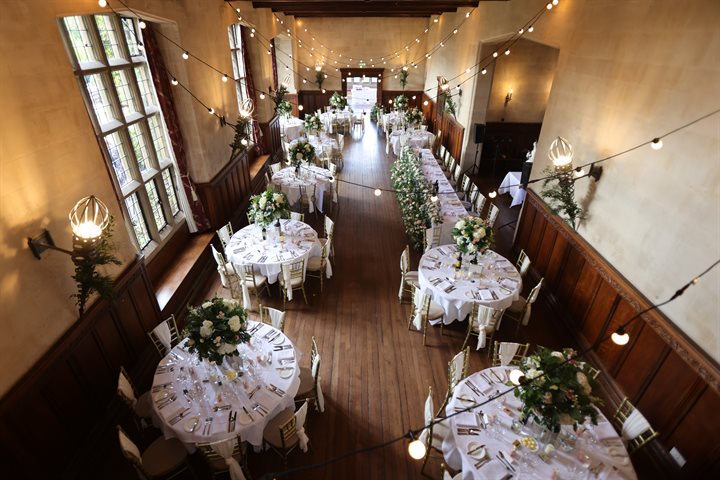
[256,259,719,479]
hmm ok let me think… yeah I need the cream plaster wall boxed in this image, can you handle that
[0,0,277,396]
[427,0,720,360]
[485,38,558,123]
[288,17,429,92]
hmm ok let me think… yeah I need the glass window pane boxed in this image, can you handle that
[145,179,167,230]
[104,132,133,186]
[63,16,97,64]
[231,54,240,80]
[125,193,151,248]
[148,115,170,162]
[120,17,140,56]
[112,69,138,118]
[127,123,151,172]
[94,15,123,61]
[83,74,116,126]
[134,66,155,109]
[162,168,180,216]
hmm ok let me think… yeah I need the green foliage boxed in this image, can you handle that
[399,70,409,90]
[370,103,383,122]
[272,85,292,117]
[329,92,348,110]
[540,167,583,230]
[442,92,457,116]
[183,297,250,365]
[514,347,603,433]
[71,217,121,317]
[229,116,252,160]
[248,186,291,227]
[315,71,325,90]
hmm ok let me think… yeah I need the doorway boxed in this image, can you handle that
[341,68,383,113]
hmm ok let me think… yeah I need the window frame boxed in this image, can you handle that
[59,14,185,256]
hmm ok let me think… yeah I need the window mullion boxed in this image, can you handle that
[137,184,161,240]
[154,169,175,226]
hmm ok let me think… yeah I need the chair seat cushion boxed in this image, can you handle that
[242,274,268,287]
[142,437,187,477]
[306,255,324,271]
[405,271,419,282]
[508,298,526,313]
[263,407,298,448]
[134,391,153,419]
[427,300,445,321]
[295,366,315,398]
[281,275,305,288]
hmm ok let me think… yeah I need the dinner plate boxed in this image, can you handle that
[271,334,285,345]
[277,367,294,379]
[153,389,171,402]
[184,416,200,433]
[467,442,486,459]
[237,411,253,425]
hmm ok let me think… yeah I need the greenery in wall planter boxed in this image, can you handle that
[441,92,457,117]
[229,115,252,160]
[271,85,292,117]
[72,217,121,317]
[540,167,584,230]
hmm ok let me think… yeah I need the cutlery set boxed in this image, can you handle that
[267,384,286,397]
[156,365,174,374]
[201,417,214,435]
[480,372,495,385]
[273,344,292,351]
[156,394,177,409]
[457,427,481,436]
[252,403,269,416]
[213,404,231,412]
[247,385,261,399]
[278,356,295,365]
[168,407,191,425]
[496,451,516,473]
[265,330,282,342]
[152,382,172,392]
[227,410,237,433]
[466,380,485,398]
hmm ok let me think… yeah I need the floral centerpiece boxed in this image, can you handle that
[404,107,423,127]
[451,216,493,264]
[393,94,409,111]
[288,140,316,173]
[303,113,322,135]
[248,186,290,226]
[514,347,602,433]
[329,92,348,110]
[276,99,292,118]
[183,297,250,365]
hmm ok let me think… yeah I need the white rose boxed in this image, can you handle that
[526,368,543,380]
[468,244,477,253]
[456,237,463,246]
[202,301,212,308]
[551,351,564,359]
[456,220,466,230]
[296,153,303,160]
[228,315,241,332]
[273,193,283,203]
[221,343,238,355]
[199,320,214,338]
[473,230,482,239]
[259,197,267,208]
[478,228,486,239]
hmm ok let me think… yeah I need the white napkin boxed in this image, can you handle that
[477,459,509,478]
[455,412,479,428]
[500,278,518,289]
[478,289,493,301]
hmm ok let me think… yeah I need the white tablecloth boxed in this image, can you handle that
[226,220,330,301]
[418,148,468,244]
[281,117,305,141]
[390,130,435,155]
[271,164,334,213]
[418,246,522,324]
[150,322,301,449]
[442,368,637,480]
[499,171,526,207]
[320,111,351,133]
[381,111,403,131]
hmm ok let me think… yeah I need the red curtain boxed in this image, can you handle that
[143,25,210,231]
[241,26,265,154]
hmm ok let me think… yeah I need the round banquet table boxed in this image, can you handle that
[281,116,305,141]
[271,164,334,213]
[225,220,330,303]
[442,367,637,480]
[418,245,522,324]
[150,321,300,449]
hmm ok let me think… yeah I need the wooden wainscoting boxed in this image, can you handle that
[381,90,423,112]
[297,90,333,117]
[265,116,283,165]
[0,256,162,479]
[514,189,720,478]
[439,112,465,162]
[196,150,255,230]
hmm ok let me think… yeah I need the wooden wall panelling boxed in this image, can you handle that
[421,93,435,132]
[440,113,465,162]
[297,90,333,116]
[287,93,299,117]
[0,257,162,478]
[195,151,252,229]
[513,189,720,476]
[267,115,283,164]
[380,90,423,111]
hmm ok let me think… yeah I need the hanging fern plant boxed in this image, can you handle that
[540,167,583,230]
[399,70,409,90]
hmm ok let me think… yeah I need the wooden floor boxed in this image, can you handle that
[99,119,642,479]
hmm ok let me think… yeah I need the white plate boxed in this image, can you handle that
[238,410,253,425]
[271,334,285,345]
[183,416,200,433]
[153,389,171,402]
[278,368,294,379]
[467,442,486,459]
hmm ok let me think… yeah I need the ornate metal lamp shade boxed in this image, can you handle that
[239,98,255,119]
[548,136,574,171]
[69,195,110,253]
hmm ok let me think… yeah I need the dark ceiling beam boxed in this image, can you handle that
[244,1,486,17]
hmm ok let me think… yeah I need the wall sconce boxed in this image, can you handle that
[28,196,119,317]
[504,89,513,106]
[28,195,110,262]
[439,76,450,91]
[238,98,255,119]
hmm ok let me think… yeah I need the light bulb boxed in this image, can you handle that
[434,17,439,23]
[236,8,240,13]
[481,68,487,75]
[528,25,534,32]
[574,167,586,178]
[298,105,304,111]
[466,68,471,73]
[423,100,429,106]
[519,28,524,34]
[412,95,417,100]
[137,43,144,51]
[208,108,214,114]
[250,32,254,37]
[548,136,574,169]
[492,52,498,58]
[259,93,266,99]
[612,329,630,345]
[374,188,382,197]
[139,20,147,29]
[73,221,103,240]
[408,439,426,460]
[505,49,511,55]
[222,74,228,82]
[171,78,178,86]
[509,369,524,385]
[650,138,663,150]
[322,89,326,93]
[182,51,189,60]
[466,12,471,18]
[98,0,107,7]
[553,0,559,5]
[431,194,438,203]
[453,29,458,34]
[547,3,553,10]
[489,190,497,198]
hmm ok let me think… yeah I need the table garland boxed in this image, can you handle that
[390,147,441,250]
[404,107,423,127]
[183,297,250,365]
[303,113,322,134]
[247,186,290,226]
[329,92,348,110]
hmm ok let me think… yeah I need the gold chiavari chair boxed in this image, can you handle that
[461,303,505,353]
[259,304,286,332]
[436,347,470,417]
[419,386,450,478]
[614,397,659,454]
[491,341,530,367]
[117,425,191,480]
[306,240,330,292]
[262,401,310,465]
[195,435,249,479]
[503,277,544,335]
[147,315,180,357]
[216,221,233,251]
[237,263,271,307]
[294,336,324,412]
[117,366,153,425]
[408,287,444,346]
[279,258,308,308]
[399,245,419,303]
[516,249,532,277]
